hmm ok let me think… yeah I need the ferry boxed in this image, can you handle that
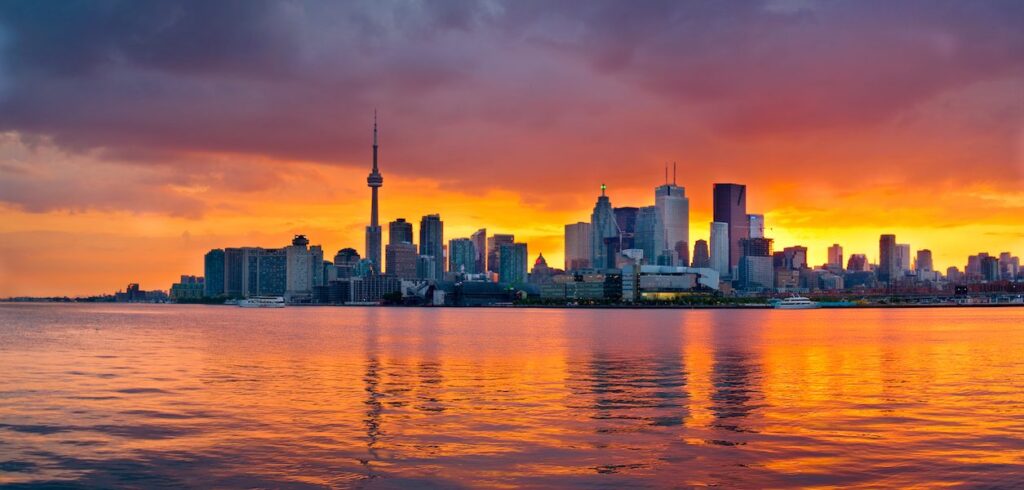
[239,296,286,308]
[774,296,821,309]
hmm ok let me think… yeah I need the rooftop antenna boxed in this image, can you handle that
[673,162,677,185]
[601,183,606,196]
[664,163,668,185]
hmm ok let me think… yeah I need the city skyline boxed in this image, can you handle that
[1,2,1023,296]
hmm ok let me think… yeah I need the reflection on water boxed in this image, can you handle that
[1,304,1024,487]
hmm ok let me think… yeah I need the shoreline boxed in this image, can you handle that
[6,301,1022,310]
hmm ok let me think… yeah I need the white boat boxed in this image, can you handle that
[774,296,820,309]
[239,296,286,308]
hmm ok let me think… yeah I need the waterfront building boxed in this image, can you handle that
[541,272,622,302]
[529,253,562,285]
[692,240,710,268]
[564,223,591,271]
[388,218,413,245]
[946,266,963,283]
[449,238,477,274]
[633,206,658,264]
[334,248,361,279]
[487,234,514,274]
[590,184,618,270]
[775,269,800,290]
[417,255,438,281]
[748,214,765,239]
[847,253,868,272]
[621,265,720,302]
[350,274,401,303]
[713,183,748,271]
[827,244,843,269]
[170,275,205,300]
[241,247,286,298]
[419,214,444,280]
[385,242,418,280]
[655,179,689,266]
[203,249,225,297]
[879,234,898,284]
[471,229,486,273]
[710,222,730,279]
[774,245,807,270]
[739,256,774,291]
[285,234,324,302]
[224,247,248,297]
[982,256,1000,281]
[499,242,528,285]
[998,252,1020,280]
[365,114,384,272]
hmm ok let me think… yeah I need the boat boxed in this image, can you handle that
[239,296,286,308]
[774,296,820,309]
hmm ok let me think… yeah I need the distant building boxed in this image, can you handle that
[389,218,414,245]
[385,242,418,280]
[655,181,689,266]
[614,207,639,251]
[564,223,591,271]
[747,214,765,239]
[285,234,324,302]
[529,253,562,285]
[773,245,806,270]
[334,248,361,279]
[416,255,438,281]
[419,214,444,280]
[471,229,487,274]
[895,243,911,273]
[692,240,710,268]
[203,249,225,297]
[541,272,622,302]
[634,206,658,264]
[739,256,774,291]
[915,249,934,272]
[827,244,843,269]
[448,238,477,274]
[365,115,384,272]
[590,184,618,270]
[982,256,1000,281]
[946,266,963,283]
[487,233,514,274]
[879,234,898,284]
[741,237,775,258]
[170,275,204,300]
[224,247,248,297]
[499,242,528,285]
[847,253,868,272]
[713,183,748,271]
[241,247,286,297]
[710,222,730,279]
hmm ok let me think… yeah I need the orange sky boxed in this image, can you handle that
[0,2,1023,296]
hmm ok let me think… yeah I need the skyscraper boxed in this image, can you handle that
[847,253,868,272]
[915,249,934,272]
[614,207,639,250]
[470,229,486,273]
[896,243,911,273]
[827,244,843,269]
[564,222,591,271]
[365,114,383,272]
[385,242,418,280]
[487,234,515,274]
[203,249,225,297]
[710,222,730,279]
[389,218,413,245]
[692,240,710,268]
[713,183,748,273]
[590,184,617,270]
[747,214,765,239]
[634,206,657,264]
[499,242,528,285]
[655,176,689,266]
[334,248,360,278]
[285,234,323,302]
[879,234,897,284]
[419,214,444,280]
[449,238,477,274]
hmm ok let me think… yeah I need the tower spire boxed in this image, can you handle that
[673,161,677,185]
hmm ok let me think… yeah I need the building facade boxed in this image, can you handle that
[203,249,225,297]
[385,242,418,280]
[419,214,444,280]
[590,185,618,270]
[713,183,748,272]
[499,242,528,285]
[564,222,591,271]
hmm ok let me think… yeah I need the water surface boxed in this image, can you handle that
[1,304,1023,487]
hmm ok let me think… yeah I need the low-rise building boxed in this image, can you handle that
[622,265,719,302]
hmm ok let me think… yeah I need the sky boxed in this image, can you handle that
[0,0,1023,297]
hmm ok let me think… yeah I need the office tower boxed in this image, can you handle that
[879,234,897,283]
[713,183,748,271]
[981,256,1000,281]
[747,214,765,239]
[564,222,591,270]
[449,238,477,274]
[224,247,247,297]
[385,242,418,280]
[692,240,710,268]
[240,247,286,298]
[285,235,324,301]
[614,207,639,250]
[590,184,618,270]
[499,242,528,285]
[634,206,657,264]
[365,114,383,272]
[846,254,868,272]
[998,252,1020,280]
[738,237,773,290]
[416,255,438,281]
[946,266,963,283]
[418,214,444,280]
[471,229,486,273]
[742,238,775,258]
[773,245,807,270]
[710,222,730,278]
[203,249,225,297]
[895,243,911,273]
[655,172,689,266]
[334,248,360,279]
[388,218,413,245]
[487,234,515,274]
[915,249,934,272]
[828,244,843,269]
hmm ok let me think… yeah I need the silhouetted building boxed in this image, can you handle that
[564,223,591,271]
[747,214,764,239]
[614,206,639,251]
[710,222,730,278]
[713,183,748,271]
[385,242,418,280]
[388,218,413,245]
[634,206,657,264]
[692,239,710,268]
[827,244,843,269]
[847,253,868,272]
[590,184,618,270]
[334,248,361,279]
[471,229,486,274]
[879,234,897,284]
[773,245,807,270]
[419,214,444,280]
[487,233,514,274]
[499,243,528,285]
[915,249,934,272]
[655,178,689,266]
[449,238,477,274]
[203,249,225,297]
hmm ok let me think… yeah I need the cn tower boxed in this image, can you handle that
[365,112,383,272]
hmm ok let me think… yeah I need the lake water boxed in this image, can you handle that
[1,304,1023,488]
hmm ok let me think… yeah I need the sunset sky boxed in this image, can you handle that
[1,1,1022,297]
